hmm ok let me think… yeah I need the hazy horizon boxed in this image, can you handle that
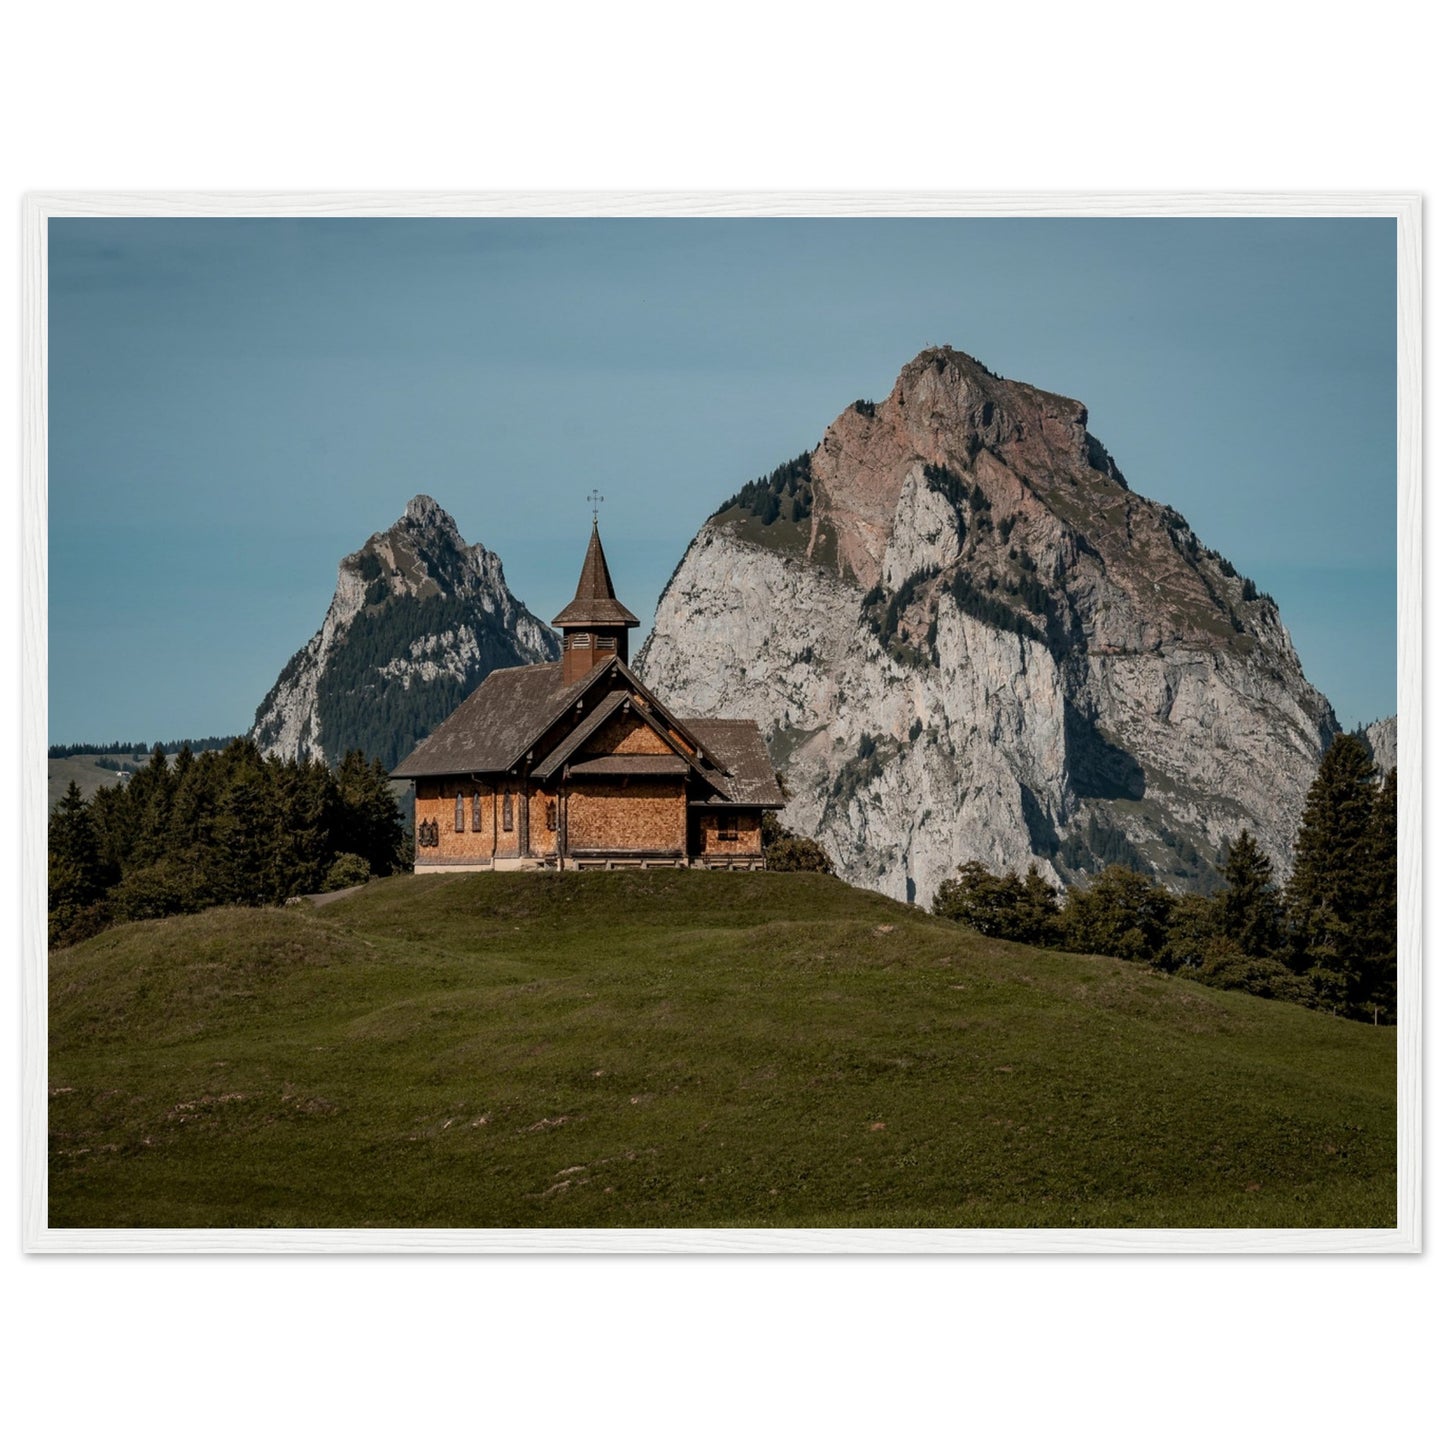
[48,217,1397,743]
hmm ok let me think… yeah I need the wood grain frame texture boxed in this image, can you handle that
[20,191,1423,1254]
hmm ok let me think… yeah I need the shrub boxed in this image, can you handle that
[933,861,1061,946]
[1199,947,1316,1006]
[109,858,213,923]
[761,814,834,874]
[324,853,372,890]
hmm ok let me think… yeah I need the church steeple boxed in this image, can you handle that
[552,520,639,683]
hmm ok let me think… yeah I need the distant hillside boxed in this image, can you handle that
[45,751,216,820]
[251,495,560,769]
[49,871,1395,1230]
[47,747,235,812]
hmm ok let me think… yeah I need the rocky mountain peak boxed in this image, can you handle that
[640,345,1339,904]
[402,492,452,529]
[252,497,558,767]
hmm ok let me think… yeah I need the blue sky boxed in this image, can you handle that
[47,216,1397,743]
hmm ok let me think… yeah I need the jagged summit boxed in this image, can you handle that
[403,492,450,525]
[251,497,559,768]
[640,345,1338,903]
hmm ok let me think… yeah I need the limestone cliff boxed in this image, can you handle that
[638,347,1338,904]
[1363,716,1398,775]
[252,495,559,767]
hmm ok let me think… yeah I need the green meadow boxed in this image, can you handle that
[48,871,1395,1230]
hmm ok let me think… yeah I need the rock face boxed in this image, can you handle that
[638,347,1339,905]
[1362,716,1397,775]
[252,495,559,767]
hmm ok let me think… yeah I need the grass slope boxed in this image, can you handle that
[48,753,141,810]
[49,872,1396,1230]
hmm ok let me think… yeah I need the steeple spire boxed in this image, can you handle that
[552,520,639,630]
[553,520,639,682]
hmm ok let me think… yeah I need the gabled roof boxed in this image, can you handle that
[390,658,609,779]
[533,690,631,778]
[684,720,787,808]
[389,651,782,811]
[551,521,640,629]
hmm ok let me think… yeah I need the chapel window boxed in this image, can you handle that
[455,791,464,832]
[546,799,558,830]
[718,813,738,841]
[472,790,482,831]
[502,791,514,832]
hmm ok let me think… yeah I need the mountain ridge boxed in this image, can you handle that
[251,495,559,768]
[639,346,1339,903]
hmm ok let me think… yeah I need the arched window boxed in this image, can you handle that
[546,799,558,830]
[455,791,464,832]
[502,791,514,832]
[472,790,482,831]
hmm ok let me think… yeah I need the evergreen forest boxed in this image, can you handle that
[48,739,407,947]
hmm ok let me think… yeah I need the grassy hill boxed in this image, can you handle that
[47,752,146,810]
[48,871,1396,1230]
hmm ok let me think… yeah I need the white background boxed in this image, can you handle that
[3,4,1437,1440]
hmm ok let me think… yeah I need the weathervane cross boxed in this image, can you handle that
[587,489,605,521]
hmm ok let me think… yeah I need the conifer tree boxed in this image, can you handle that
[48,782,108,939]
[1284,733,1379,1012]
[1217,829,1282,958]
[1358,766,1397,1023]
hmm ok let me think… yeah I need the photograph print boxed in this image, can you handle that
[35,203,1412,1245]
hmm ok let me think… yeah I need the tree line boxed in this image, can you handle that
[933,733,1397,1023]
[48,738,407,947]
[48,735,239,759]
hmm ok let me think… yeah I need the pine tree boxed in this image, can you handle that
[334,749,405,876]
[1155,892,1223,973]
[48,782,109,939]
[1284,733,1379,1014]
[1358,767,1397,1023]
[1217,829,1282,958]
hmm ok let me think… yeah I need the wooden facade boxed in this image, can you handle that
[392,522,785,873]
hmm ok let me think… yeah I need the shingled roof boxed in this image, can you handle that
[391,659,604,778]
[567,755,691,777]
[551,521,640,629]
[390,650,783,810]
[532,689,631,778]
[684,719,787,807]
